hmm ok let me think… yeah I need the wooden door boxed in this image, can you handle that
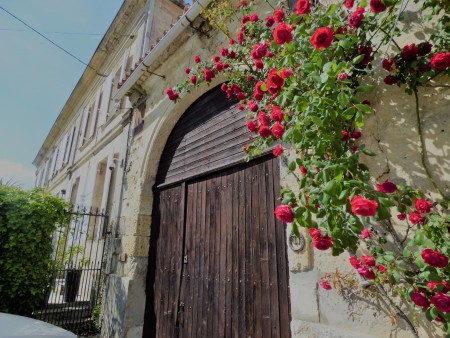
[143,86,290,337]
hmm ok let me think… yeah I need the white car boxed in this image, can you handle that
[0,313,76,338]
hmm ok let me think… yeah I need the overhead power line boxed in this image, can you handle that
[0,5,108,77]
[0,28,134,38]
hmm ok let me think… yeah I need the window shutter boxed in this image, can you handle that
[66,126,76,165]
[78,108,88,147]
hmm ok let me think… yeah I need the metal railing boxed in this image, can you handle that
[35,206,110,334]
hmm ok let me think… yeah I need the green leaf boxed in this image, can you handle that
[352,54,365,65]
[356,103,372,114]
[430,307,439,319]
[356,85,374,93]
[338,92,350,106]
[311,116,323,127]
[288,161,297,172]
[323,180,338,196]
[325,3,337,15]
[355,111,364,128]
[362,149,376,156]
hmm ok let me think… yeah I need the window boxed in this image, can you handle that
[133,101,146,136]
[92,92,103,135]
[108,67,123,118]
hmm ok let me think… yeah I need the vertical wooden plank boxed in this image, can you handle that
[232,169,241,337]
[259,160,272,338]
[207,175,219,337]
[251,162,263,338]
[167,187,178,338]
[187,182,198,338]
[179,182,193,338]
[196,179,207,338]
[174,183,186,336]
[201,177,212,336]
[244,164,254,337]
[272,158,292,338]
[218,173,227,337]
[265,159,281,338]
[154,190,165,337]
[225,169,233,338]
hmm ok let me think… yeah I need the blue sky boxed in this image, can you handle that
[0,0,124,188]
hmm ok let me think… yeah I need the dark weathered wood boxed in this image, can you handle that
[266,159,281,338]
[259,160,272,338]
[147,84,291,338]
[273,159,292,338]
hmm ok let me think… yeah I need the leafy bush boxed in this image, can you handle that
[0,185,68,315]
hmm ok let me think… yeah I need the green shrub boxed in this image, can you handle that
[0,185,68,315]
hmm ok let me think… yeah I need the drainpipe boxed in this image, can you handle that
[113,0,213,102]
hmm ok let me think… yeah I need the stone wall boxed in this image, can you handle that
[104,1,449,337]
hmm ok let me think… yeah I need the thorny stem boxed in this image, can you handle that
[414,89,449,201]
[375,284,419,338]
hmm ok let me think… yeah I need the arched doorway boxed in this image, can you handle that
[143,86,291,337]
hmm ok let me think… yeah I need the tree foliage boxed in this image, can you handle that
[0,185,68,316]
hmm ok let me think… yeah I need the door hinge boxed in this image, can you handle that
[183,255,188,264]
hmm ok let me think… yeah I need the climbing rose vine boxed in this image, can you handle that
[168,0,450,333]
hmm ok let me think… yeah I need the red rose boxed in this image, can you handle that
[271,106,284,122]
[194,55,201,63]
[351,196,378,216]
[415,198,433,213]
[383,75,398,85]
[250,13,259,22]
[238,31,245,45]
[370,0,387,12]
[166,88,179,101]
[258,112,270,126]
[248,101,259,112]
[251,43,268,60]
[351,130,362,139]
[377,264,386,273]
[213,55,221,62]
[312,235,333,250]
[349,256,361,269]
[295,0,311,14]
[265,16,275,27]
[272,123,284,139]
[357,266,376,279]
[300,166,308,176]
[273,7,284,22]
[255,59,264,70]
[215,62,224,71]
[376,180,397,193]
[362,255,376,267]
[310,27,334,50]
[410,291,430,308]
[360,228,371,239]
[348,9,364,29]
[246,120,258,132]
[344,0,355,9]
[220,48,229,57]
[185,67,191,74]
[275,205,293,222]
[259,126,272,138]
[241,15,250,25]
[273,145,283,157]
[357,46,373,65]
[401,43,418,61]
[280,68,293,79]
[273,23,293,45]
[397,213,406,220]
[382,58,396,71]
[421,248,448,268]
[338,72,348,81]
[309,228,321,239]
[341,130,350,140]
[266,68,284,94]
[203,68,215,82]
[430,52,450,70]
[409,211,424,224]
[431,293,450,313]
[428,281,449,293]
[319,279,332,290]
[190,75,197,84]
[417,42,432,56]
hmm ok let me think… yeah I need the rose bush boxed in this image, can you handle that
[168,0,450,333]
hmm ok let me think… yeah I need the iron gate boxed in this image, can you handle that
[35,206,110,333]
